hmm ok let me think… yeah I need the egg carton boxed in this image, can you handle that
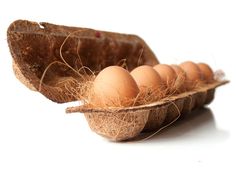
[7,20,228,141]
[66,81,228,141]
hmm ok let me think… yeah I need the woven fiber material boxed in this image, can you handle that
[66,81,228,141]
[8,20,158,103]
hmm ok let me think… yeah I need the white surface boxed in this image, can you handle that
[0,0,235,177]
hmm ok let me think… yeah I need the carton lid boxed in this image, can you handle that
[7,20,159,103]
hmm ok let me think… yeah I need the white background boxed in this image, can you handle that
[0,0,235,176]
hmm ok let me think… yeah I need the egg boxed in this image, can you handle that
[171,65,187,92]
[198,63,214,83]
[179,61,203,90]
[92,66,139,107]
[153,64,177,91]
[130,65,163,93]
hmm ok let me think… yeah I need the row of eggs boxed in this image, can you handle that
[92,61,214,107]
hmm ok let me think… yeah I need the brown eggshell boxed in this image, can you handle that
[179,61,203,90]
[153,64,177,93]
[130,65,163,91]
[93,66,139,107]
[198,63,214,83]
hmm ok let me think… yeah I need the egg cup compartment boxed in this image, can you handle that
[85,110,149,141]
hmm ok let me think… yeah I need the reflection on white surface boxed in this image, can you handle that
[141,108,229,143]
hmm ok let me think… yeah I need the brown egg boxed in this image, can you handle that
[93,66,139,107]
[179,61,203,90]
[130,65,163,92]
[171,65,187,92]
[153,64,177,91]
[198,63,214,83]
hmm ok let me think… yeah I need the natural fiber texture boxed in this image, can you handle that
[205,89,215,104]
[193,91,207,109]
[7,20,229,141]
[66,81,229,141]
[164,98,184,125]
[142,106,167,132]
[85,110,149,141]
[12,60,36,91]
[7,20,159,103]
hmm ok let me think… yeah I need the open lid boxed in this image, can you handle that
[7,20,159,103]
